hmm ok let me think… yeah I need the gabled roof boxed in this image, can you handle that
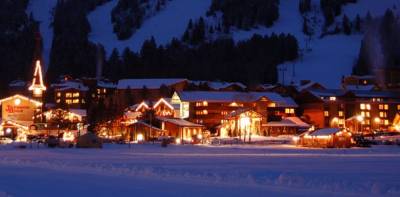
[176,91,297,107]
[117,78,187,89]
[97,80,116,88]
[190,80,246,90]
[157,117,204,127]
[309,128,341,136]
[0,94,42,106]
[51,80,89,91]
[307,89,346,98]
[264,117,310,128]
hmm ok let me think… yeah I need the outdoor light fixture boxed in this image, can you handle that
[137,133,144,141]
[14,98,21,106]
[356,115,364,122]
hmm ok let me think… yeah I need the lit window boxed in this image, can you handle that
[82,99,85,104]
[97,89,101,94]
[203,110,208,115]
[379,111,387,118]
[66,99,72,104]
[338,119,344,124]
[221,120,228,124]
[73,99,79,104]
[363,80,367,85]
[366,111,370,117]
[66,93,72,98]
[361,111,365,117]
[56,99,60,103]
[103,89,106,93]
[268,102,276,107]
[324,111,329,117]
[365,119,370,125]
[73,92,80,97]
[338,111,344,117]
[329,97,336,101]
[366,104,371,110]
[384,119,389,125]
[290,108,295,114]
[203,101,208,106]
[57,92,61,97]
[384,104,389,110]
[221,111,228,115]
[398,105,400,110]
[360,104,365,110]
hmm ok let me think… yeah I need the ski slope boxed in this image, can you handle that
[233,0,400,88]
[26,0,58,71]
[88,0,212,55]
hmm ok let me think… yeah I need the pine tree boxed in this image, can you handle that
[355,14,361,32]
[342,14,351,35]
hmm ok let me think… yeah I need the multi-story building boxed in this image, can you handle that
[297,89,400,133]
[52,79,88,109]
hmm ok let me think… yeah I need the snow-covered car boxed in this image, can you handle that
[367,132,400,145]
[0,137,13,144]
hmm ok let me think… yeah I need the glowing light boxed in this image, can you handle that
[153,98,174,110]
[5,128,12,134]
[62,132,75,142]
[28,60,46,96]
[356,115,364,122]
[197,134,203,140]
[175,138,181,144]
[292,136,299,142]
[0,94,42,106]
[374,117,381,123]
[14,98,21,106]
[137,133,144,141]
[135,101,149,112]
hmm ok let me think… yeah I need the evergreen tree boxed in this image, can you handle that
[342,14,351,35]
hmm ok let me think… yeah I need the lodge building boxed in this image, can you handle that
[297,89,400,133]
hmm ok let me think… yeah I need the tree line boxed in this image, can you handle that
[103,33,298,85]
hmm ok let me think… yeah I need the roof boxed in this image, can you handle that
[191,81,246,90]
[264,117,310,128]
[176,91,298,107]
[0,94,42,106]
[344,85,376,91]
[117,78,187,89]
[309,128,341,136]
[51,80,89,91]
[69,109,87,117]
[308,89,346,97]
[97,80,116,88]
[157,117,204,127]
[347,90,400,98]
[297,81,325,92]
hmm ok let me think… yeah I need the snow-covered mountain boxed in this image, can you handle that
[27,0,400,88]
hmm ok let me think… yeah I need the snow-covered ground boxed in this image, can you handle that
[88,0,212,55]
[26,0,58,71]
[1,144,400,196]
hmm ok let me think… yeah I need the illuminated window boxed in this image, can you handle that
[203,110,208,115]
[73,99,79,104]
[379,111,387,118]
[338,111,344,117]
[384,119,389,125]
[398,105,400,110]
[366,111,370,117]
[73,92,80,97]
[56,92,61,97]
[285,108,295,114]
[221,111,228,115]
[365,119,370,125]
[366,104,371,110]
[361,111,365,117]
[66,93,72,98]
[97,89,101,94]
[56,99,60,103]
[324,111,329,117]
[268,102,276,107]
[203,101,208,106]
[196,110,208,115]
[363,80,367,85]
[103,89,107,93]
[360,103,365,110]
[82,99,85,104]
[384,104,389,110]
[329,97,336,101]
[338,119,344,124]
[221,120,228,124]
[66,99,72,104]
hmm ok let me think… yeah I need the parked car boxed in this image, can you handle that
[0,137,13,144]
[366,131,400,145]
[353,135,371,147]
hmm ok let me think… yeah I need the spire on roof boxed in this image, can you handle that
[28,60,46,97]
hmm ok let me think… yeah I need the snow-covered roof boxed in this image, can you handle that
[97,80,116,88]
[308,89,346,97]
[309,128,341,136]
[69,109,87,117]
[344,85,376,91]
[264,117,310,128]
[191,80,246,90]
[176,91,298,107]
[117,78,187,89]
[348,90,400,99]
[297,81,324,92]
[52,80,89,91]
[157,117,204,127]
